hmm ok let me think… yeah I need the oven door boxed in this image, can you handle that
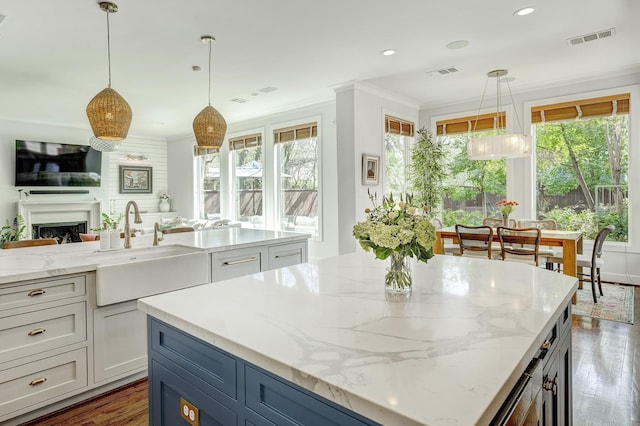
[492,357,543,425]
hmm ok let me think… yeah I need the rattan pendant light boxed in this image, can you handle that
[193,35,227,152]
[86,2,132,142]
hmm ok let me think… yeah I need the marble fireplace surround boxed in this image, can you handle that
[17,200,101,239]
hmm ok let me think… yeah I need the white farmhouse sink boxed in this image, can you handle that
[91,245,210,306]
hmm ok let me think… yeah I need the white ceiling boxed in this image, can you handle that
[0,0,638,141]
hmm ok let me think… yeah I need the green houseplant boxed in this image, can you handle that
[409,127,447,218]
[1,214,26,247]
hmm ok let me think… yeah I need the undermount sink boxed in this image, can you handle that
[92,245,210,306]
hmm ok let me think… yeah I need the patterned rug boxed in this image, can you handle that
[573,282,635,324]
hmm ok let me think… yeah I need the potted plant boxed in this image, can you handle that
[0,215,26,248]
[159,193,171,212]
[409,127,448,219]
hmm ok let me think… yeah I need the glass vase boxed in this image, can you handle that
[385,251,412,299]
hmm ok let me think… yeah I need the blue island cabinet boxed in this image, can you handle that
[147,318,381,426]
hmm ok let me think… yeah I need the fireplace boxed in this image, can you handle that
[32,221,88,244]
[17,200,101,243]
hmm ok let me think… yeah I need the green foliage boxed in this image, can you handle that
[441,209,484,227]
[409,127,447,217]
[91,213,124,231]
[1,215,26,246]
[541,205,627,242]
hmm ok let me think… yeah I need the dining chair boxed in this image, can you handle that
[517,219,560,269]
[430,218,459,255]
[483,217,517,228]
[3,238,58,249]
[547,225,614,303]
[162,226,195,234]
[496,227,541,266]
[454,224,495,259]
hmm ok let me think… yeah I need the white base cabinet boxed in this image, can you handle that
[93,300,147,383]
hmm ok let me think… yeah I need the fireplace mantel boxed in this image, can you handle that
[17,201,101,239]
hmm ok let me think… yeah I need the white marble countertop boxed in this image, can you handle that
[138,253,578,426]
[0,228,309,284]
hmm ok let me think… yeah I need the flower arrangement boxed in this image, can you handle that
[496,199,518,216]
[159,193,171,201]
[352,191,436,263]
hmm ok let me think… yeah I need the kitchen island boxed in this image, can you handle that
[138,252,578,425]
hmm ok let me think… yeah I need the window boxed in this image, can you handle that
[384,115,414,194]
[194,147,221,220]
[533,93,629,241]
[435,112,507,226]
[229,134,264,228]
[274,122,319,237]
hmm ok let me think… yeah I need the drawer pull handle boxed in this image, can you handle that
[274,252,300,259]
[28,328,46,336]
[223,257,258,266]
[28,289,46,297]
[29,377,47,386]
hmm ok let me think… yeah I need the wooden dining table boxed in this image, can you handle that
[434,228,584,300]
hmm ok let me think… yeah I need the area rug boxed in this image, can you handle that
[573,282,634,324]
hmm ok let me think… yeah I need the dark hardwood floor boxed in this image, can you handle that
[572,284,640,426]
[20,287,640,426]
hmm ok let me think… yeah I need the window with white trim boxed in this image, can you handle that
[274,122,320,237]
[229,133,264,228]
[384,115,414,195]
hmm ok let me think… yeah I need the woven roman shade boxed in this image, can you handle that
[229,133,262,150]
[385,116,415,137]
[193,145,220,156]
[274,122,317,143]
[531,93,630,124]
[436,112,506,136]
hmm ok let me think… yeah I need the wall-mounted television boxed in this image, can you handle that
[15,140,102,187]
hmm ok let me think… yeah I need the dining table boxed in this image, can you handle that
[434,227,584,301]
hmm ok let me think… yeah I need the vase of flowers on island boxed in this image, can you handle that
[352,191,436,298]
[496,199,518,226]
[159,193,171,212]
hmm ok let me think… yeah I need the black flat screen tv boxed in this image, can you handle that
[15,140,102,187]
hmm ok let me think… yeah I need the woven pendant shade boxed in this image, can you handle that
[86,87,132,141]
[193,105,227,148]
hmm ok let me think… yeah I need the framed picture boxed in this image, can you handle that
[362,154,380,185]
[119,165,153,194]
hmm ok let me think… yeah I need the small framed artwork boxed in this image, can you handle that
[362,153,380,185]
[119,165,153,194]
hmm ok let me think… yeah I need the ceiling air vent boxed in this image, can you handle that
[567,28,615,46]
[426,66,460,76]
[230,98,248,103]
[258,86,278,93]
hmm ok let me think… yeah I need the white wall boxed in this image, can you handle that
[420,72,640,284]
[0,119,168,228]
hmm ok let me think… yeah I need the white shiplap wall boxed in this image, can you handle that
[107,138,170,216]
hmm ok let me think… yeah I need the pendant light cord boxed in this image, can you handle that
[208,40,212,106]
[106,9,112,88]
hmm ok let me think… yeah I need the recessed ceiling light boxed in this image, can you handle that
[381,49,396,56]
[446,40,469,50]
[514,7,535,16]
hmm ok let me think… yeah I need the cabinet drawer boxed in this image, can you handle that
[267,242,307,271]
[211,247,262,282]
[0,348,87,418]
[0,302,87,364]
[0,275,86,312]
[245,366,372,426]
[150,319,237,399]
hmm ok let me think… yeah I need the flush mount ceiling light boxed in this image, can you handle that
[381,49,396,56]
[514,7,535,16]
[86,2,132,143]
[467,69,531,160]
[446,40,469,50]
[193,35,227,155]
